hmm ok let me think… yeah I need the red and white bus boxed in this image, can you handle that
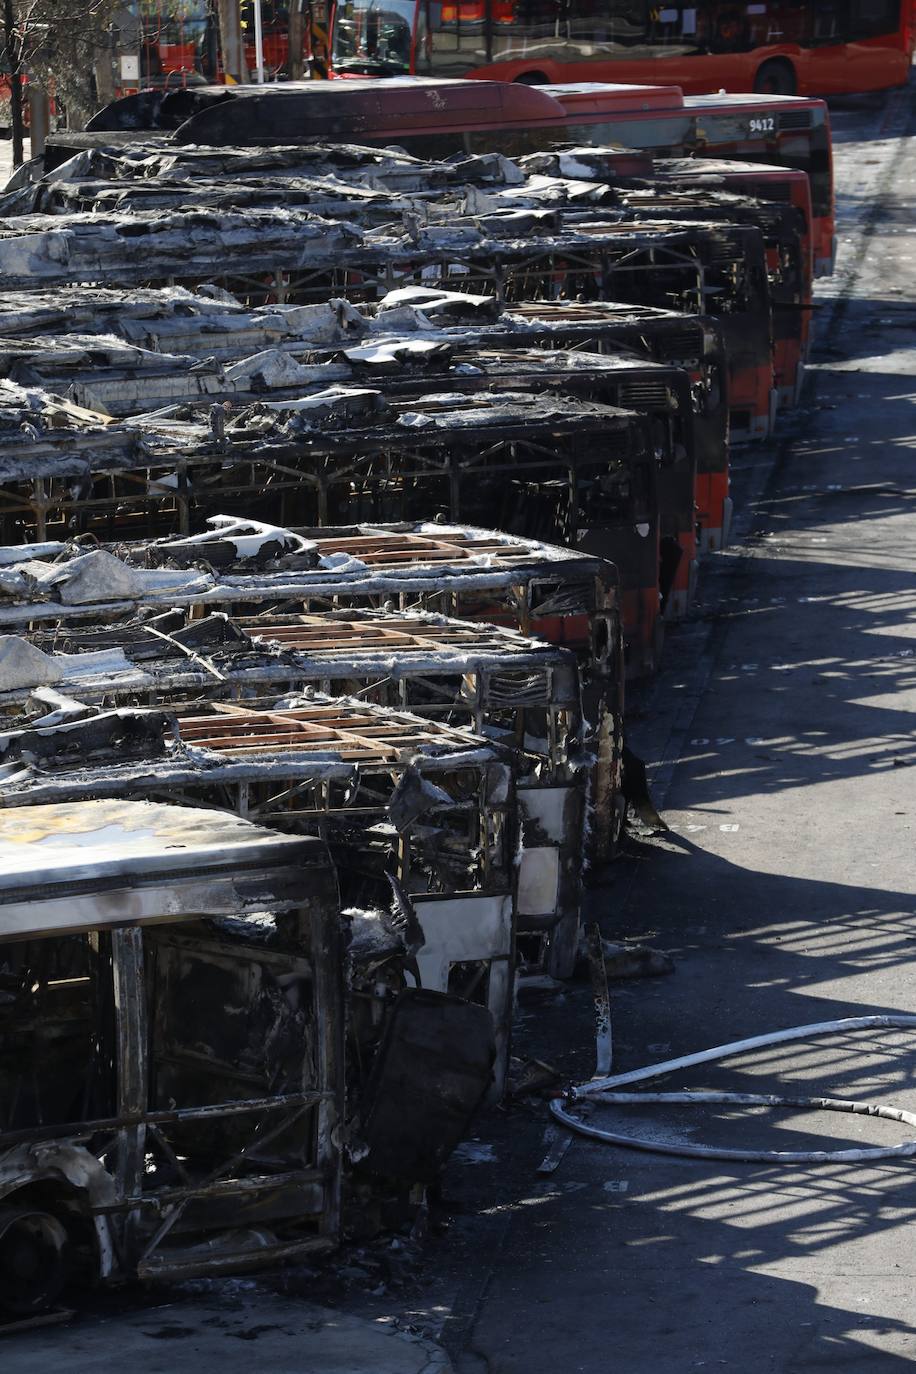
[330,0,913,95]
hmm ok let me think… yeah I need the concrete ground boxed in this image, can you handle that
[5,1289,452,1372]
[5,83,916,1373]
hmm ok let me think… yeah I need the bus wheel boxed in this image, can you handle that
[513,71,548,85]
[753,59,796,96]
[0,1207,69,1315]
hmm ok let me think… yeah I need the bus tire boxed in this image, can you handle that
[513,71,548,85]
[0,1206,69,1315]
[753,59,797,96]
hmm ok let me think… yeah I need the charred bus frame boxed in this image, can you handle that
[0,386,659,677]
[0,519,623,855]
[0,209,772,440]
[0,695,518,1094]
[0,799,344,1306]
[6,606,588,979]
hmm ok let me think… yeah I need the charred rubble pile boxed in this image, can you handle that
[0,125,815,1314]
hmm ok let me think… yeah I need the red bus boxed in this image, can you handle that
[330,0,913,95]
[134,0,209,88]
[542,85,834,273]
[127,1,290,89]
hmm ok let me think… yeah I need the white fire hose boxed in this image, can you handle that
[550,1015,916,1164]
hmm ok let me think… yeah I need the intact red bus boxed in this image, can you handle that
[330,0,913,95]
[126,1,291,89]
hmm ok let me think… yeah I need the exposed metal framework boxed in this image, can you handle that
[0,315,699,601]
[0,383,647,534]
[0,284,731,550]
[0,520,619,708]
[6,605,587,977]
[0,140,789,446]
[1,141,496,217]
[0,799,345,1286]
[12,607,581,761]
[0,204,757,319]
[0,377,657,670]
[0,695,518,1093]
[0,514,622,858]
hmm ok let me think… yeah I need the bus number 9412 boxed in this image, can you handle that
[749,116,776,134]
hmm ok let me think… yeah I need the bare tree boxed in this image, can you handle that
[1,0,26,165]
[2,0,121,163]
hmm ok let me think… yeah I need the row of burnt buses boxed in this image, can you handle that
[0,77,831,1313]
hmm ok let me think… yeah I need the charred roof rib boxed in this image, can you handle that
[0,517,617,629]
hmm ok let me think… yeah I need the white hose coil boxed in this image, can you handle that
[551,1015,916,1164]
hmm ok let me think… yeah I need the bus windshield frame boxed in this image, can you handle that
[332,0,419,74]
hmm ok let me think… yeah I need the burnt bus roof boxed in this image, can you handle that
[0,337,678,387]
[24,141,459,217]
[0,207,364,291]
[0,690,498,785]
[33,168,798,244]
[0,382,645,479]
[58,79,830,229]
[0,285,723,367]
[468,300,721,357]
[520,146,810,192]
[0,203,763,297]
[0,384,651,546]
[4,607,580,709]
[1,137,774,296]
[27,135,797,228]
[0,797,330,938]
[38,175,419,221]
[38,128,440,173]
[0,518,618,630]
[0,705,511,904]
[0,338,684,420]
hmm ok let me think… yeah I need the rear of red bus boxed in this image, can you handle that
[543,86,835,278]
[536,213,773,444]
[683,92,834,277]
[624,184,811,411]
[657,160,815,405]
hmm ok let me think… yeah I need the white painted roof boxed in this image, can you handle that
[0,797,320,910]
